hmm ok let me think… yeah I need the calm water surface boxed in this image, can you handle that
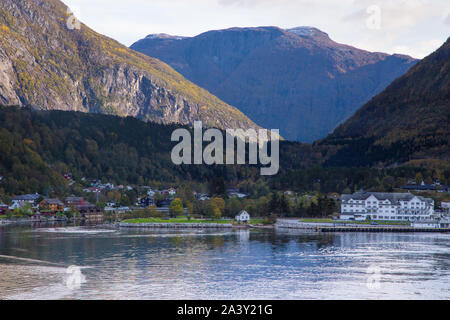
[0,223,449,299]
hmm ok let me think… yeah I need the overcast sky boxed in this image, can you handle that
[63,0,449,59]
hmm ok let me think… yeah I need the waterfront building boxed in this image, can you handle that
[0,204,8,215]
[139,197,154,207]
[340,191,434,221]
[65,196,85,207]
[10,193,40,209]
[235,210,250,223]
[441,202,450,214]
[76,203,103,221]
[39,198,64,214]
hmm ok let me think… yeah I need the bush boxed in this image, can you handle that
[263,214,277,225]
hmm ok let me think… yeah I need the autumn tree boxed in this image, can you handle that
[169,198,184,217]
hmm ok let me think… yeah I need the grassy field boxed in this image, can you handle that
[299,218,410,226]
[122,217,269,225]
[122,217,233,224]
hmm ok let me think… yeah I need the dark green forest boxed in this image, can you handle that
[0,106,448,198]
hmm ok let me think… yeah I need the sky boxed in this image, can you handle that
[62,0,449,59]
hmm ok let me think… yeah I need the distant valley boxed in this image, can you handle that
[131,26,417,142]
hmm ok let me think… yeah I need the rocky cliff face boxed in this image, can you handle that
[131,26,417,142]
[321,38,449,166]
[0,0,260,131]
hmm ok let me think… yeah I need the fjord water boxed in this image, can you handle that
[0,224,449,299]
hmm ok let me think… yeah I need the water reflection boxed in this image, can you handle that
[0,224,448,299]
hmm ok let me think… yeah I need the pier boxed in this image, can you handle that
[319,226,450,233]
[275,220,450,233]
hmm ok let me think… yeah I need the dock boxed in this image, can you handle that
[319,226,450,233]
[275,220,450,233]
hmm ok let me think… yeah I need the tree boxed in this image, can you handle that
[415,172,423,185]
[144,205,162,218]
[210,197,225,214]
[280,194,290,215]
[208,177,226,196]
[14,203,34,217]
[169,198,184,217]
[178,185,195,205]
[225,197,243,217]
[269,193,280,213]
[213,206,222,220]
[382,176,395,191]
[186,201,194,219]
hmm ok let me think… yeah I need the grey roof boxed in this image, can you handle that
[341,191,433,204]
[42,198,64,205]
[12,194,40,201]
[65,197,84,202]
[75,202,96,209]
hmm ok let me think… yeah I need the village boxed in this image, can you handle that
[0,174,449,230]
[0,175,253,224]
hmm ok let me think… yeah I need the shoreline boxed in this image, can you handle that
[3,218,448,233]
[276,220,450,233]
[118,222,234,229]
[0,217,68,225]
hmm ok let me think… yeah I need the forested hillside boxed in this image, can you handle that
[321,38,450,167]
[0,106,447,197]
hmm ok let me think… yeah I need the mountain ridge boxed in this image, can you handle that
[0,0,261,132]
[321,37,450,167]
[131,25,417,141]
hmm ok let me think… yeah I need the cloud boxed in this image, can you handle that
[338,0,449,58]
[391,39,443,57]
[342,0,445,30]
[62,0,449,58]
[342,9,366,22]
[445,13,450,25]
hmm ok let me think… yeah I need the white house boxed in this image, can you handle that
[9,194,40,210]
[106,201,116,208]
[441,202,450,214]
[235,210,250,223]
[104,206,115,213]
[116,206,131,213]
[340,191,434,221]
[229,192,248,198]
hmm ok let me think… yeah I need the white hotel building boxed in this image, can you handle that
[340,191,434,221]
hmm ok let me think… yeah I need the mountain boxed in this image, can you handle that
[2,105,443,198]
[321,38,450,167]
[0,0,260,131]
[130,26,417,142]
[0,105,310,195]
[0,105,211,194]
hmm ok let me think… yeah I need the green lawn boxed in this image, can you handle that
[299,218,410,226]
[249,218,265,224]
[122,217,233,224]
